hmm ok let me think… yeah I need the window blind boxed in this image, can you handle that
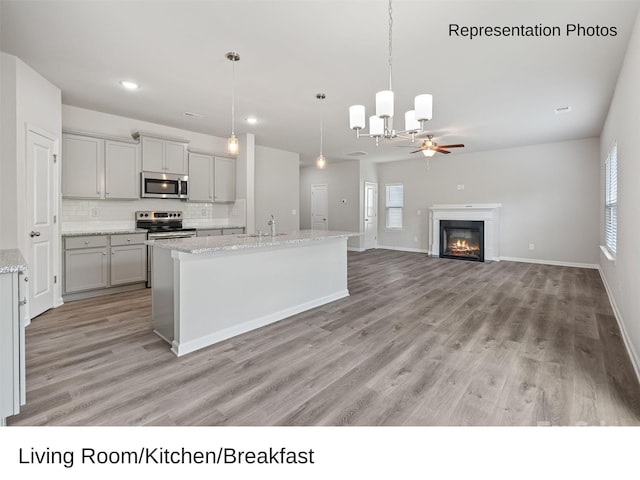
[605,143,617,254]
[385,184,403,229]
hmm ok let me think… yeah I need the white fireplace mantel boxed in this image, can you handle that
[429,204,502,261]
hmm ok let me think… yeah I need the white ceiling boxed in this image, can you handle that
[2,0,639,166]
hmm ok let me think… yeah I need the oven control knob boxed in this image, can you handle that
[177,213,181,217]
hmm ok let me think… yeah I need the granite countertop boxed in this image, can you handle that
[62,228,147,237]
[0,249,28,274]
[147,230,360,254]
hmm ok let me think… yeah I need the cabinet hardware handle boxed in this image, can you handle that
[84,240,90,244]
[30,231,41,237]
[23,276,28,282]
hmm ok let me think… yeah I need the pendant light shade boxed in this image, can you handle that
[227,134,239,155]
[375,90,394,118]
[422,147,436,157]
[404,110,420,133]
[316,154,327,169]
[349,105,366,130]
[414,94,433,121]
[369,115,384,136]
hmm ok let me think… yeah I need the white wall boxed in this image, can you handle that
[300,160,361,248]
[0,53,61,251]
[254,145,300,234]
[599,10,640,376]
[376,138,600,265]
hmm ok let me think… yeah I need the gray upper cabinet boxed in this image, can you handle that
[188,152,214,202]
[62,133,139,200]
[62,134,104,199]
[214,156,236,203]
[139,134,188,175]
[188,154,235,203]
[104,140,139,199]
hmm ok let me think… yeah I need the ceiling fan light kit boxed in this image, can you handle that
[348,0,433,145]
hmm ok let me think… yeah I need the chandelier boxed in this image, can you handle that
[348,0,432,145]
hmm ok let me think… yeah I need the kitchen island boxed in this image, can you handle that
[148,230,359,356]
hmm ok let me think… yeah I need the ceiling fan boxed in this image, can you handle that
[410,135,465,157]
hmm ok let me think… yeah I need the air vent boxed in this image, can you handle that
[183,111,204,119]
[343,151,368,156]
[554,106,571,115]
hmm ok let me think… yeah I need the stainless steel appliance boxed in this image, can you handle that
[136,211,196,287]
[141,172,188,199]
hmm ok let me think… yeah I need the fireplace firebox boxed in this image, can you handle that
[439,220,484,262]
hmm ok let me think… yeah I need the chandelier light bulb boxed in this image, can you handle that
[349,105,366,130]
[415,94,433,121]
[375,90,394,118]
[369,116,384,136]
[404,110,420,133]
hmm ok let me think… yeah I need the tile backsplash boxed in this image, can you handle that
[62,198,246,231]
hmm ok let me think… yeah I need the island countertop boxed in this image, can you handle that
[147,230,359,254]
[0,249,28,273]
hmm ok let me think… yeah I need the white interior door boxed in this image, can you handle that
[26,129,56,318]
[311,184,328,230]
[364,182,378,249]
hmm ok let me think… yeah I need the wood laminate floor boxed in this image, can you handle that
[8,250,640,426]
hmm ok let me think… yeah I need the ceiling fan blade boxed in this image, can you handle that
[410,148,425,154]
[437,149,451,154]
[436,144,465,149]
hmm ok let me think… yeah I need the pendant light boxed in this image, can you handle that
[226,51,240,156]
[316,93,327,169]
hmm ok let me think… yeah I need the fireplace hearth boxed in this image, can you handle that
[439,220,484,262]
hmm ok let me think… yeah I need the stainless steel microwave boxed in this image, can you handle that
[141,172,188,199]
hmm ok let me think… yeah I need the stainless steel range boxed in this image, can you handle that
[136,211,196,287]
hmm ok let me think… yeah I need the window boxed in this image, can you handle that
[605,142,617,255]
[385,184,403,230]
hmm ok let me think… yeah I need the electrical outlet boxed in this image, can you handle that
[91,207,99,217]
[457,184,465,190]
[291,209,297,215]
[417,209,421,215]
[413,236,418,243]
[529,243,535,250]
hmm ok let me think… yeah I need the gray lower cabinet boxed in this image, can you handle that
[63,233,147,295]
[222,228,245,235]
[0,268,27,423]
[197,229,222,237]
[64,235,109,293]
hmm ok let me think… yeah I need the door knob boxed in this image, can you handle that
[30,231,40,237]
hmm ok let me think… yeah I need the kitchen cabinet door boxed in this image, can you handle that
[111,244,147,285]
[141,136,165,172]
[62,134,104,198]
[197,229,223,237]
[64,247,109,293]
[188,152,214,202]
[105,140,139,199]
[165,141,188,175]
[214,156,236,202]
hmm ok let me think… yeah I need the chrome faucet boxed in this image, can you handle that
[268,214,276,236]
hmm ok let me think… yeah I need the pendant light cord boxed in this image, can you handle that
[231,58,236,136]
[388,0,393,92]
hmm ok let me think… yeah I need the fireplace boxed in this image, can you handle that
[439,220,484,262]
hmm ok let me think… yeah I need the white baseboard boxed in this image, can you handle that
[376,245,429,254]
[500,256,598,269]
[348,247,365,252]
[598,267,640,385]
[171,289,350,357]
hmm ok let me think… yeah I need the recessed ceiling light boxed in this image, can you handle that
[119,80,140,90]
[554,106,571,114]
[183,111,204,119]
[246,117,258,125]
